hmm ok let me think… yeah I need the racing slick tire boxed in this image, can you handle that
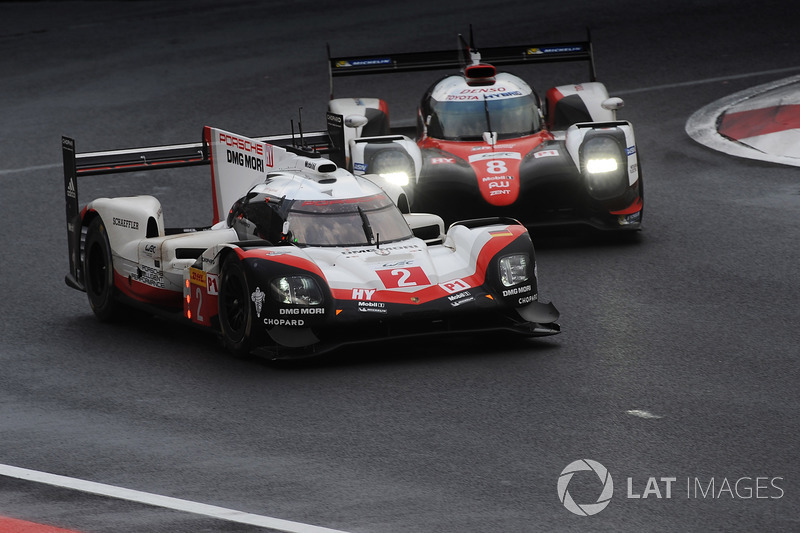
[83,216,122,322]
[218,253,255,356]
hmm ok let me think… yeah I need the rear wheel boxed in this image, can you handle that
[83,217,121,321]
[218,254,255,355]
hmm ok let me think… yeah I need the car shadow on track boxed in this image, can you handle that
[263,333,563,370]
[60,305,563,372]
[527,226,644,250]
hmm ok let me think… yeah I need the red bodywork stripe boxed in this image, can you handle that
[237,249,327,279]
[78,158,205,174]
[379,99,390,125]
[331,225,527,304]
[718,104,800,140]
[610,196,643,215]
[114,271,182,308]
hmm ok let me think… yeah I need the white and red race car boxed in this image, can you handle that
[327,31,643,231]
[63,126,559,358]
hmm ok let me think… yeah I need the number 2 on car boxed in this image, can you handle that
[376,267,431,288]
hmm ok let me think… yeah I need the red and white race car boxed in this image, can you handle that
[63,125,559,358]
[327,31,643,231]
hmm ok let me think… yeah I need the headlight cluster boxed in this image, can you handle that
[581,133,627,200]
[370,149,413,186]
[270,276,323,306]
[499,254,530,287]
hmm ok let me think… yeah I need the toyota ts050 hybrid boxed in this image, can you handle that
[327,31,643,231]
[63,125,560,358]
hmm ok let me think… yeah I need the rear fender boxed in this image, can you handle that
[328,97,391,158]
[84,195,163,261]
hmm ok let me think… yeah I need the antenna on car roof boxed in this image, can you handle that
[457,33,469,68]
[298,107,306,149]
[289,107,309,151]
[458,25,481,69]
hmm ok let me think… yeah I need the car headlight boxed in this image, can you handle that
[269,276,323,306]
[499,254,530,287]
[377,171,409,186]
[586,156,619,174]
[370,149,413,186]
[581,133,627,200]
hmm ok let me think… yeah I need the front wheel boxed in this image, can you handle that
[218,254,255,355]
[83,217,121,321]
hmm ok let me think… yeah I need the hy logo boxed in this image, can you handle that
[558,459,614,516]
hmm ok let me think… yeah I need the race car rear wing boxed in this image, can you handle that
[328,31,596,98]
[63,115,346,290]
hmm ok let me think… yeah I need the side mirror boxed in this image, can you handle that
[403,213,445,244]
[601,97,625,111]
[344,115,369,128]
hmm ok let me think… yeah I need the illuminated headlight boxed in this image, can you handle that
[269,276,323,306]
[378,171,409,186]
[581,134,627,200]
[585,157,619,174]
[583,136,622,173]
[499,254,530,287]
[370,149,413,186]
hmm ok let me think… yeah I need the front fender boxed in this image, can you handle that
[238,254,332,340]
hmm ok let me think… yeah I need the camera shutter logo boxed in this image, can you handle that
[558,459,614,516]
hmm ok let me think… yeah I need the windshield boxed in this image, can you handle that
[428,94,541,141]
[286,194,413,247]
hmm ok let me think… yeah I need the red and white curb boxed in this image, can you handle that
[686,74,800,167]
[0,516,84,533]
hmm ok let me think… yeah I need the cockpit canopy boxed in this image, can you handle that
[421,73,542,141]
[228,183,413,247]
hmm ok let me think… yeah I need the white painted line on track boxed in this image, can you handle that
[0,163,61,176]
[615,66,800,96]
[0,463,353,533]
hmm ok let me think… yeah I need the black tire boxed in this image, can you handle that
[218,254,255,355]
[83,216,121,321]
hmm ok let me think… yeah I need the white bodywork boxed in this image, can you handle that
[85,127,525,308]
[550,81,623,124]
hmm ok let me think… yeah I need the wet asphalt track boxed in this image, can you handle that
[1,1,799,532]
